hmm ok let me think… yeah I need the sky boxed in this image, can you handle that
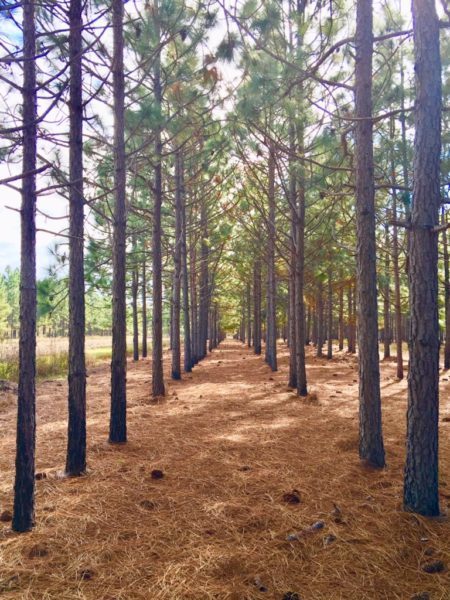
[0,8,65,277]
[0,0,232,278]
[0,0,419,279]
[0,181,67,277]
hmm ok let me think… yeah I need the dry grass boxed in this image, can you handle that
[0,340,449,599]
[0,336,135,382]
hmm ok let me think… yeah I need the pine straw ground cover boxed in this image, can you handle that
[0,340,449,600]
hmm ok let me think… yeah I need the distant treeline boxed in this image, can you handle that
[0,267,113,339]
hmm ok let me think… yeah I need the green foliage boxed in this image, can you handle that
[0,279,10,339]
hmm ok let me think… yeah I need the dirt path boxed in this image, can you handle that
[0,339,449,599]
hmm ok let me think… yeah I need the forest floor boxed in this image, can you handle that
[0,339,449,600]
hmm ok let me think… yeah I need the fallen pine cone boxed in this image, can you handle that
[139,500,157,510]
[282,490,301,504]
[78,568,95,581]
[0,510,12,522]
[323,534,337,546]
[287,520,325,541]
[421,560,445,574]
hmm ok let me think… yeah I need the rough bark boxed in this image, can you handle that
[295,165,307,395]
[305,304,311,345]
[190,241,198,365]
[198,200,209,360]
[351,282,357,354]
[246,282,251,348]
[347,284,352,352]
[66,0,86,476]
[287,118,297,387]
[213,304,218,349]
[404,0,441,516]
[288,267,297,381]
[151,0,165,397]
[266,144,277,371]
[316,280,324,358]
[392,169,404,379]
[338,274,344,351]
[288,278,297,387]
[354,0,385,467]
[171,150,182,380]
[109,0,127,443]
[442,208,450,370]
[13,0,37,533]
[208,309,213,353]
[180,151,192,372]
[141,259,148,358]
[312,304,317,346]
[327,270,333,360]
[253,258,262,355]
[383,222,391,359]
[132,255,139,362]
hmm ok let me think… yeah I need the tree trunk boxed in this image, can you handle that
[246,281,251,348]
[13,0,37,533]
[132,256,139,362]
[404,0,441,516]
[266,144,277,371]
[306,304,311,345]
[295,160,307,395]
[180,151,192,372]
[351,282,357,354]
[66,0,86,477]
[288,122,297,388]
[208,309,213,352]
[288,279,297,387]
[151,0,165,397]
[392,160,404,379]
[169,291,173,351]
[109,0,127,443]
[338,274,344,351]
[213,304,218,348]
[190,241,198,365]
[442,208,450,370]
[141,258,148,358]
[171,149,182,380]
[327,269,333,360]
[312,304,317,346]
[316,280,324,358]
[400,48,412,278]
[347,284,352,352]
[199,200,209,360]
[253,258,262,355]
[288,259,296,383]
[383,222,391,359]
[355,0,385,467]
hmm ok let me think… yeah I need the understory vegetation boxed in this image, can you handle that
[0,0,449,597]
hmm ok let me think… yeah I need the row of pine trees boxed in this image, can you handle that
[0,0,447,531]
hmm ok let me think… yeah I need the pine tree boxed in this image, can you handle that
[109,0,127,443]
[66,0,87,476]
[354,0,385,468]
[404,0,441,516]
[13,0,37,533]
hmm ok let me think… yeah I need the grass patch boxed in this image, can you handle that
[0,346,135,383]
[0,352,71,383]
